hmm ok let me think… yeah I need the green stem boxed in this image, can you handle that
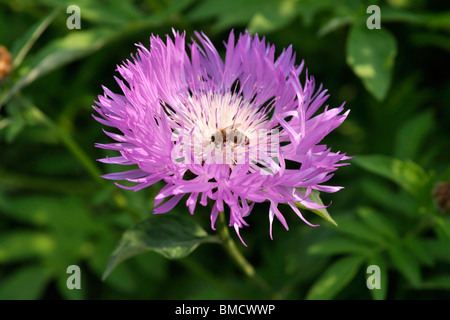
[216,211,280,299]
[15,94,141,222]
[17,94,103,183]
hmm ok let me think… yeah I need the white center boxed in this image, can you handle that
[167,92,280,172]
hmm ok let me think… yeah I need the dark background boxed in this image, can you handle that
[0,0,449,300]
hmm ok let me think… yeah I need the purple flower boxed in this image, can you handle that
[93,30,351,245]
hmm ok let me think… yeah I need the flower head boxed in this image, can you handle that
[93,30,351,244]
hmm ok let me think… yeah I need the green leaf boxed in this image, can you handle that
[335,216,386,245]
[247,0,298,34]
[2,28,114,105]
[295,188,337,226]
[394,110,434,160]
[11,9,59,69]
[367,253,388,300]
[388,242,421,287]
[103,214,219,280]
[188,0,297,33]
[422,275,450,290]
[353,155,430,198]
[306,255,364,300]
[346,24,397,101]
[296,0,337,27]
[308,237,372,256]
[0,231,55,263]
[356,207,398,240]
[318,14,353,37]
[39,0,143,26]
[381,8,450,30]
[434,216,450,240]
[404,237,434,267]
[360,179,417,215]
[424,239,450,263]
[0,265,52,300]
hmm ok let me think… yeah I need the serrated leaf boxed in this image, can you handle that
[353,155,430,198]
[356,207,398,240]
[308,237,372,256]
[295,188,337,226]
[306,255,364,300]
[367,253,388,300]
[103,214,219,280]
[388,242,421,287]
[346,24,397,101]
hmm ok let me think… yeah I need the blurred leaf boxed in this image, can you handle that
[0,265,52,300]
[0,195,96,232]
[189,0,298,33]
[346,24,397,101]
[388,241,421,287]
[2,28,114,105]
[353,155,430,198]
[404,237,434,267]
[0,231,55,263]
[434,216,450,240]
[356,207,398,240]
[394,110,434,160]
[306,255,364,300]
[11,9,59,68]
[318,14,353,37]
[422,275,450,290]
[1,99,25,143]
[247,0,298,34]
[103,214,219,280]
[308,237,372,256]
[39,0,143,25]
[368,253,388,300]
[382,8,450,30]
[412,32,450,52]
[424,239,450,263]
[360,179,417,215]
[297,0,337,26]
[295,188,337,226]
[440,165,450,181]
[57,273,86,300]
[335,216,386,245]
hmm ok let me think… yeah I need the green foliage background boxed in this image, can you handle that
[0,0,449,300]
